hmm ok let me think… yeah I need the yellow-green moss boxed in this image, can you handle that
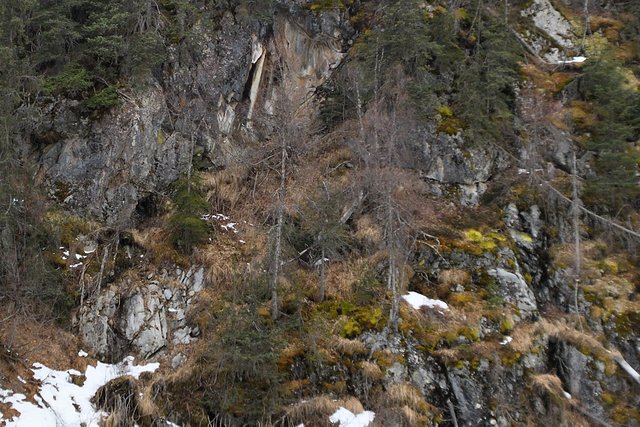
[615,310,640,337]
[464,229,484,242]
[339,305,385,338]
[341,319,361,338]
[523,271,533,285]
[501,351,522,367]
[308,0,349,11]
[500,315,514,334]
[157,129,165,145]
[514,231,534,243]
[599,258,619,275]
[448,292,477,307]
[601,391,616,406]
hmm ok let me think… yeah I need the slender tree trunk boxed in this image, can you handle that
[386,192,399,333]
[580,0,590,52]
[270,137,287,320]
[571,150,582,326]
[318,244,326,302]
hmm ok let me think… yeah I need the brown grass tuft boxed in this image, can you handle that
[439,269,471,287]
[330,336,367,356]
[385,383,430,414]
[287,395,364,422]
[531,374,568,400]
[359,361,383,381]
[355,215,383,247]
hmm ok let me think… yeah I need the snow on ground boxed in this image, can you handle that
[557,56,587,64]
[0,356,159,427]
[402,291,449,311]
[202,213,240,233]
[500,336,513,345]
[329,407,375,427]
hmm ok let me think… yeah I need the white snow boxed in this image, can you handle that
[0,356,159,427]
[221,222,238,233]
[78,350,88,357]
[329,407,375,427]
[563,391,572,399]
[557,56,587,64]
[402,291,449,311]
[500,336,513,345]
[70,262,83,268]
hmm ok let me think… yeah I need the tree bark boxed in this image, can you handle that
[270,136,287,320]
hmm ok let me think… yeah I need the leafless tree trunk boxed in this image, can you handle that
[385,192,400,332]
[580,0,590,52]
[571,150,583,328]
[318,244,326,302]
[270,134,287,320]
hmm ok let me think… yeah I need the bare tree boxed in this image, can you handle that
[351,66,418,332]
[251,55,313,320]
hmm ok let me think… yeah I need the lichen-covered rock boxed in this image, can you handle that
[488,268,538,319]
[521,0,575,50]
[79,266,206,361]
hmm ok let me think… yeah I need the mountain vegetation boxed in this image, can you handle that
[0,0,640,426]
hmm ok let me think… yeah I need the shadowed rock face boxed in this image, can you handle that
[18,2,353,226]
[19,87,191,226]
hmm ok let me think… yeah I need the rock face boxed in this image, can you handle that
[79,266,205,361]
[522,0,575,49]
[419,129,507,205]
[520,0,578,63]
[488,267,538,319]
[19,2,353,226]
[19,87,191,226]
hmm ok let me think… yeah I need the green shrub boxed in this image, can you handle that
[169,175,209,253]
[83,86,121,111]
[43,64,92,97]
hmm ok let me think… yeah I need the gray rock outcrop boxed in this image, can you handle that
[79,266,206,361]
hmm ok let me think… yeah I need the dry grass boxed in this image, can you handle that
[325,260,364,300]
[330,336,367,356]
[359,361,383,381]
[385,383,430,414]
[531,374,568,400]
[287,395,364,422]
[439,269,471,287]
[508,318,619,375]
[399,406,429,427]
[201,166,249,213]
[355,215,383,247]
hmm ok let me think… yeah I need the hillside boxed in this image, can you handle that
[0,0,639,426]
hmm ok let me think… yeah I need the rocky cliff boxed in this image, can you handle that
[1,1,639,426]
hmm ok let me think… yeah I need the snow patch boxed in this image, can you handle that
[402,291,449,311]
[329,407,375,427]
[557,56,587,64]
[500,336,513,345]
[0,356,158,427]
[78,350,89,357]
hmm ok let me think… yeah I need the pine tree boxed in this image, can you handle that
[580,60,640,212]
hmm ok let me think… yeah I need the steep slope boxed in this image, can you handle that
[0,1,639,426]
